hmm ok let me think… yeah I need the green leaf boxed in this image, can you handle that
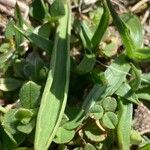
[14,27,53,54]
[99,56,130,96]
[2,109,18,134]
[19,81,41,109]
[62,108,85,130]
[76,54,96,74]
[0,51,13,68]
[136,85,150,101]
[129,64,141,91]
[84,120,106,142]
[17,119,36,134]
[91,1,109,50]
[89,104,104,120]
[102,112,118,129]
[74,19,92,49]
[140,143,150,150]
[84,143,96,150]
[134,47,150,62]
[106,0,149,61]
[5,20,15,40]
[24,51,46,80]
[121,13,144,48]
[115,82,139,104]
[50,0,65,18]
[34,1,71,149]
[15,4,24,51]
[105,0,136,59]
[82,55,130,113]
[34,23,52,39]
[53,127,75,144]
[91,69,107,84]
[0,78,22,91]
[141,73,150,85]
[30,0,47,21]
[14,108,33,124]
[102,97,117,112]
[117,100,133,150]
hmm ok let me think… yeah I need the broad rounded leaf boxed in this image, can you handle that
[84,143,96,150]
[14,108,33,124]
[17,119,36,134]
[53,127,75,144]
[84,121,106,142]
[19,81,41,109]
[89,104,104,119]
[102,112,118,129]
[2,109,18,134]
[102,97,117,112]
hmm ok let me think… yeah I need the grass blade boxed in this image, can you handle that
[106,0,136,59]
[91,0,110,50]
[74,19,92,49]
[34,0,71,149]
[15,4,24,51]
[117,100,133,150]
[14,26,53,54]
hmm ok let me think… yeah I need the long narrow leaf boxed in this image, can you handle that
[134,47,150,62]
[106,0,136,59]
[117,100,133,150]
[15,4,24,51]
[92,0,110,50]
[34,0,71,149]
[14,26,53,54]
[74,19,92,49]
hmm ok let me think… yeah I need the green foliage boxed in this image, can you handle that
[34,1,71,149]
[84,143,96,150]
[19,81,41,109]
[53,127,75,144]
[117,100,133,150]
[106,0,150,62]
[84,120,106,142]
[50,0,65,18]
[121,13,144,48]
[89,104,104,120]
[0,78,22,91]
[0,0,149,149]
[102,112,118,129]
[30,0,47,21]
[102,97,117,112]
[76,54,96,74]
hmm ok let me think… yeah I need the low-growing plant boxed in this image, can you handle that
[0,0,149,150]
